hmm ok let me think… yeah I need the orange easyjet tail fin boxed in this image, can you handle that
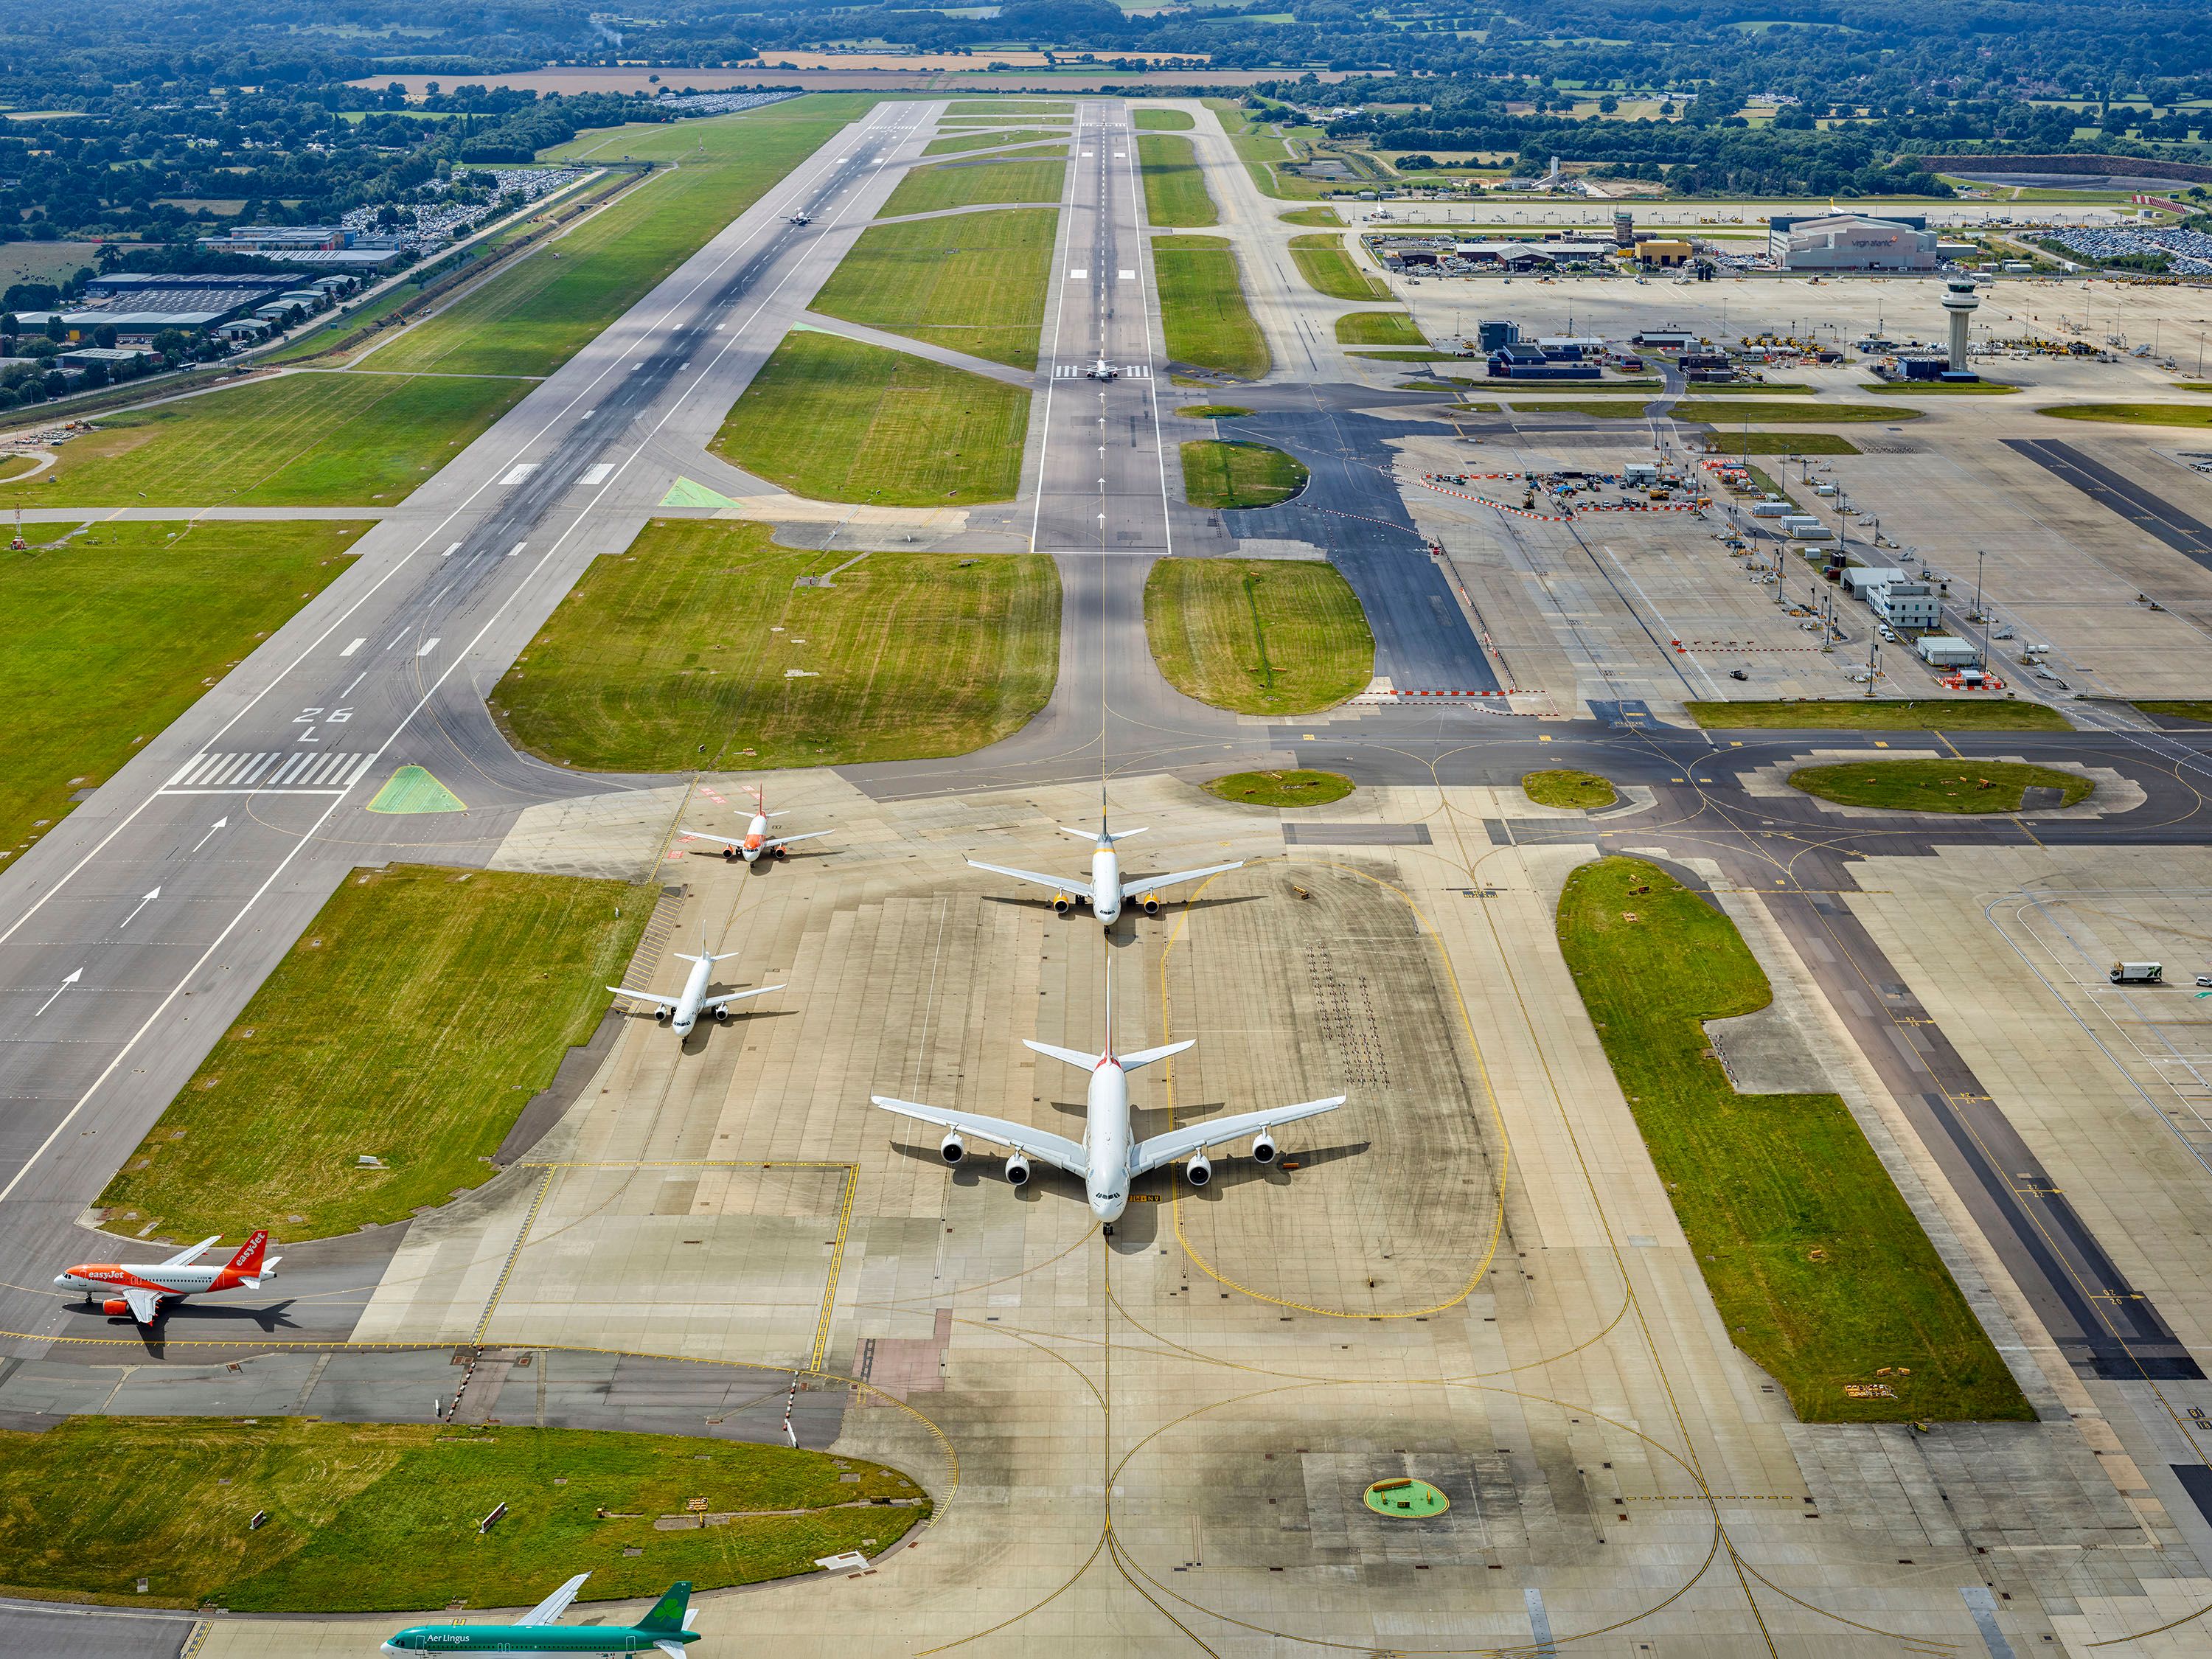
[223,1229,268,1276]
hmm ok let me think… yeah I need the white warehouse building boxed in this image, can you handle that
[1772,213,1938,273]
[1870,579,1942,630]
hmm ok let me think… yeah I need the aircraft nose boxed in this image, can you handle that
[1091,1194,1124,1223]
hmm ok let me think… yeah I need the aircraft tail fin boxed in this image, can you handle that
[637,1582,692,1635]
[1022,1039,1102,1073]
[1117,1039,1195,1071]
[223,1229,269,1277]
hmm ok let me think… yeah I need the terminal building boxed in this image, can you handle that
[1769,213,1938,272]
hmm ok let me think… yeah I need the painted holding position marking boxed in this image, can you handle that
[967,801,1242,930]
[56,1228,280,1325]
[678,788,831,864]
[383,1574,699,1655]
[874,958,1343,1227]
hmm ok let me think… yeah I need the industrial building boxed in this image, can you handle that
[1634,237,1694,268]
[1486,341,1601,380]
[1868,579,1942,631]
[1770,213,1938,272]
[9,273,310,345]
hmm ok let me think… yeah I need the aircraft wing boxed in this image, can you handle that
[967,860,1092,901]
[700,984,785,1011]
[159,1235,221,1268]
[608,986,682,1010]
[1132,1096,1346,1177]
[677,830,745,851]
[517,1572,591,1627]
[870,1096,1086,1177]
[122,1286,163,1324]
[765,830,831,849]
[1119,860,1244,900]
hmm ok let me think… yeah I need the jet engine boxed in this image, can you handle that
[1251,1131,1279,1165]
[1051,892,1074,916]
[1004,1153,1032,1186]
[721,848,740,862]
[1185,1152,1212,1188]
[653,1008,672,1023]
[773,844,791,860]
[940,1131,966,1165]
[713,1006,732,1023]
[102,1298,131,1318]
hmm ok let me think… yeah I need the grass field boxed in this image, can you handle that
[2135,700,2212,724]
[1152,237,1269,380]
[1701,432,1863,456]
[878,154,1066,215]
[1557,858,2033,1423]
[0,1418,925,1613]
[0,521,364,860]
[812,208,1055,369]
[1859,381,2021,394]
[946,99,1072,115]
[1137,133,1219,227]
[373,97,892,379]
[1335,311,1425,347]
[1524,399,1919,422]
[1201,98,1329,198]
[495,520,1057,773]
[1176,403,1254,417]
[1788,758,2092,813]
[1144,557,1373,714]
[922,128,1064,156]
[97,866,647,1241]
[1203,768,1353,807]
[21,372,528,507]
[1278,206,1342,226]
[1287,233,1388,301]
[2171,383,2212,394]
[2043,403,2212,428]
[1683,698,2071,731]
[1134,107,1195,130]
[1522,768,1615,809]
[1180,438,1307,508]
[712,331,1027,506]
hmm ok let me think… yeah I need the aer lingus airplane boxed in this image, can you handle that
[967,807,1242,928]
[56,1229,279,1325]
[608,928,785,1037]
[383,1575,698,1655]
[872,959,1343,1228]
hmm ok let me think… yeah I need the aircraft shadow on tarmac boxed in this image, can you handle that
[75,1296,301,1357]
[977,891,1269,931]
[612,1000,797,1054]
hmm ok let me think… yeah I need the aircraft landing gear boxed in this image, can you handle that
[1102,1223,1114,1237]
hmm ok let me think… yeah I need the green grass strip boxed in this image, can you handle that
[0,1417,925,1612]
[1137,133,1218,227]
[494,519,1058,774]
[1788,758,2091,813]
[1152,238,1269,380]
[1683,698,2072,731]
[1335,311,1425,347]
[878,155,1066,216]
[1288,233,1388,301]
[2042,403,2212,427]
[1180,438,1307,508]
[98,865,648,1240]
[1134,107,1195,130]
[0,520,365,859]
[811,207,1056,370]
[713,331,1028,506]
[1557,858,2033,1423]
[1144,557,1372,714]
[922,128,1065,156]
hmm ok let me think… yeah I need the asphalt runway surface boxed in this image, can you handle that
[2008,436,2212,569]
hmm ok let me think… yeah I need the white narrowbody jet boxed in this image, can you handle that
[609,930,785,1037]
[1087,354,1119,381]
[56,1229,280,1325]
[678,792,830,864]
[967,810,1241,928]
[872,960,1343,1228]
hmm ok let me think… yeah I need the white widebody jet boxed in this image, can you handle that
[872,962,1343,1228]
[609,933,785,1037]
[678,793,830,864]
[967,812,1242,928]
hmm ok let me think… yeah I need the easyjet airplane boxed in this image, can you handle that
[55,1229,281,1324]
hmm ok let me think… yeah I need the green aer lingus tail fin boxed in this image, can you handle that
[636,1582,692,1635]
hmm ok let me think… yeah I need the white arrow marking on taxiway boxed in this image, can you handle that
[33,969,81,1018]
[190,819,227,853]
[119,888,159,929]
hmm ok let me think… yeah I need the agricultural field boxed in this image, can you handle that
[1137,133,1219,227]
[878,153,1066,215]
[1144,557,1373,714]
[495,521,1056,773]
[97,865,647,1241]
[0,519,365,860]
[811,208,1057,369]
[0,1417,925,1613]
[1151,236,1269,380]
[712,331,1029,506]
[1557,858,2034,1422]
[20,371,528,507]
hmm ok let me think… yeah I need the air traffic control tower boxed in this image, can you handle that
[1941,274,1980,371]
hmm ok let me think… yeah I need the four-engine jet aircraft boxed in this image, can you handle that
[383,1575,698,1656]
[872,961,1343,1228]
[609,929,783,1037]
[967,810,1242,928]
[679,792,829,863]
[56,1229,281,1324]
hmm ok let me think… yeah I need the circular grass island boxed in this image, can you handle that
[1522,768,1617,810]
[1787,759,2091,814]
[1203,768,1354,809]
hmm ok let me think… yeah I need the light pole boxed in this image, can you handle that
[1972,547,1992,667]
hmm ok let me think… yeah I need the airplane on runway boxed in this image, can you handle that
[872,960,1343,1230]
[788,212,813,226]
[1087,354,1119,381]
[967,807,1242,928]
[383,1575,699,1655]
[609,928,785,1037]
[56,1229,280,1325]
[679,792,830,864]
